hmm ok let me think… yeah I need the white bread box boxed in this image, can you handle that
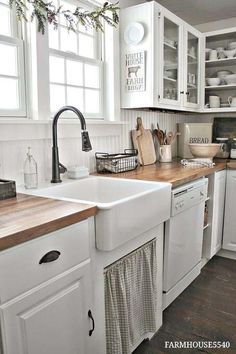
[177,123,213,158]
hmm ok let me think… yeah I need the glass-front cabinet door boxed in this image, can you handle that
[159,9,182,107]
[184,25,201,108]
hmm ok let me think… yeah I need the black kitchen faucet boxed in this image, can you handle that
[51,106,92,183]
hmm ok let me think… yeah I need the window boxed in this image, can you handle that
[48,0,103,118]
[0,0,26,116]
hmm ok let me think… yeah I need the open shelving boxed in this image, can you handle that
[204,29,236,112]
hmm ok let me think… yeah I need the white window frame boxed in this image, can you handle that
[48,0,104,119]
[49,48,104,118]
[0,0,120,122]
[0,35,26,117]
[0,2,26,117]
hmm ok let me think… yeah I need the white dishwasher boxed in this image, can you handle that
[163,178,208,309]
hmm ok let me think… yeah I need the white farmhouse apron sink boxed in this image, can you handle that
[28,176,171,251]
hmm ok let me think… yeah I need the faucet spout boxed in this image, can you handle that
[51,105,92,183]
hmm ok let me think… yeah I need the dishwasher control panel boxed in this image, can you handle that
[171,178,208,216]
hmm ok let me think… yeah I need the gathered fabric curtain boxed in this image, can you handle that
[104,238,157,354]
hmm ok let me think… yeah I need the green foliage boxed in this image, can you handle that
[9,0,119,34]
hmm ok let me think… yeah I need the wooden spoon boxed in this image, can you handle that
[166,131,174,145]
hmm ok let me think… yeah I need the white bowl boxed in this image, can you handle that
[229,42,236,49]
[223,49,236,58]
[216,70,233,78]
[189,144,220,158]
[225,74,236,85]
[206,77,221,86]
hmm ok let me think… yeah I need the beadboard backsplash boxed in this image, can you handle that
[121,109,200,156]
[0,110,235,185]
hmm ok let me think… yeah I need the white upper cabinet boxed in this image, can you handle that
[183,24,202,109]
[159,7,183,108]
[120,1,202,112]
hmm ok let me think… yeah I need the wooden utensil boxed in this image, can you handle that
[166,131,174,145]
[132,117,156,165]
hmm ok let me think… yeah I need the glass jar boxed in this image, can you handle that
[215,138,229,158]
[230,138,236,159]
[24,147,38,189]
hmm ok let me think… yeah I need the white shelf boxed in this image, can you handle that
[164,41,177,50]
[205,57,236,67]
[205,84,236,90]
[203,107,236,113]
[164,76,177,82]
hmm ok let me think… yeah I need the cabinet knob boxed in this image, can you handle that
[88,310,95,336]
[180,91,184,94]
[186,92,190,95]
[39,250,61,264]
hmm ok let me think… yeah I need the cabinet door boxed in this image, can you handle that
[183,24,201,109]
[159,8,183,107]
[0,261,94,354]
[223,170,236,251]
[203,171,226,259]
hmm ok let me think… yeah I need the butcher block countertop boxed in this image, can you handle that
[227,161,236,169]
[0,193,97,251]
[99,160,227,187]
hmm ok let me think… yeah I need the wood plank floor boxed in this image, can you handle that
[133,256,236,353]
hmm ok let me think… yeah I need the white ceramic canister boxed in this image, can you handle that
[209,49,218,61]
[209,95,220,108]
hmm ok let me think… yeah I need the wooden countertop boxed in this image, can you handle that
[98,161,227,187]
[0,193,97,251]
[227,161,236,169]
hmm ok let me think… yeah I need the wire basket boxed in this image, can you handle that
[95,149,138,173]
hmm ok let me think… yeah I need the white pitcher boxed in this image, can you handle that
[159,145,172,163]
[228,96,236,107]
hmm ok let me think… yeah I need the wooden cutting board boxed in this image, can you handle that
[131,117,156,165]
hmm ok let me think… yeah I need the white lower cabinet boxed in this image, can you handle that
[223,169,236,252]
[202,170,226,259]
[0,221,95,354]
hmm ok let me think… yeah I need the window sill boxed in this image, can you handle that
[0,118,127,125]
[0,118,127,141]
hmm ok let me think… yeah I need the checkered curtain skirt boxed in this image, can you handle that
[104,239,157,354]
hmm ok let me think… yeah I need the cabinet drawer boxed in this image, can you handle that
[0,220,90,303]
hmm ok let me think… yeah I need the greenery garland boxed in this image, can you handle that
[9,0,119,34]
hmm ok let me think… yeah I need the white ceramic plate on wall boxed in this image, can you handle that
[124,22,145,45]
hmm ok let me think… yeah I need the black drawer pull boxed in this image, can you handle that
[88,310,95,336]
[39,250,61,264]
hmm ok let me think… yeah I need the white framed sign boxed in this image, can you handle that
[125,51,146,92]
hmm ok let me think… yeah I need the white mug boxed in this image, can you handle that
[159,145,172,163]
[209,49,218,61]
[228,96,236,107]
[209,95,220,108]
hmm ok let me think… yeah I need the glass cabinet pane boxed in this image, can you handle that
[163,17,179,101]
[186,32,199,104]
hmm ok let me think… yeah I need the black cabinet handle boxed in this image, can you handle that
[180,91,184,94]
[39,250,61,264]
[186,91,190,95]
[88,310,95,336]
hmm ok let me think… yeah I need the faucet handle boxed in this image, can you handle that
[59,162,67,174]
